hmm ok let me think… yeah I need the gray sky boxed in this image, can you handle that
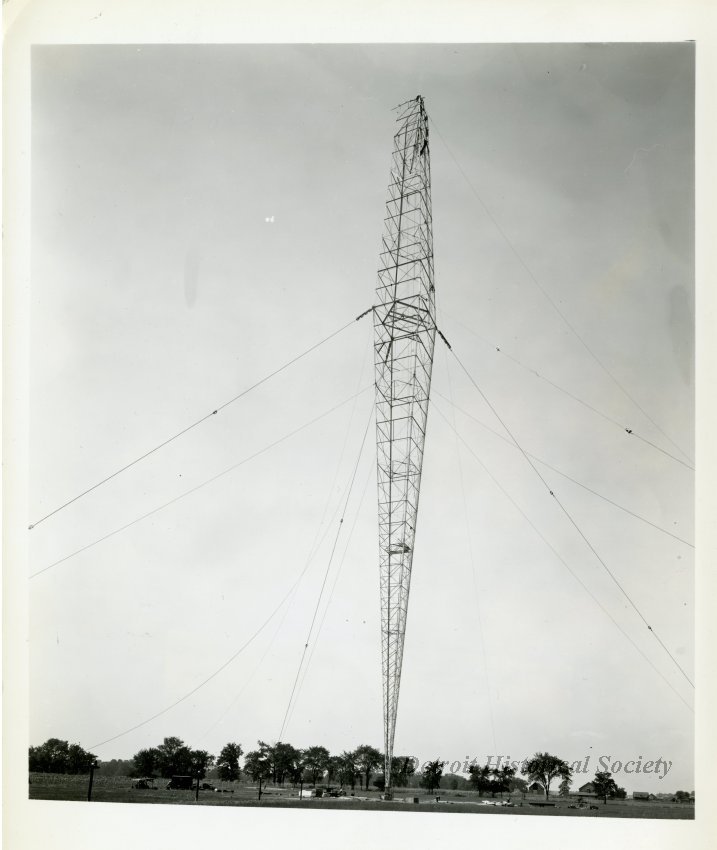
[29,43,694,793]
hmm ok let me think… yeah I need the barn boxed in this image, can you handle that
[577,782,598,797]
[527,782,544,794]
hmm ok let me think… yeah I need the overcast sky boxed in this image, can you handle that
[28,43,694,793]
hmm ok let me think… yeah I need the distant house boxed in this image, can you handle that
[577,782,597,797]
[633,792,656,800]
[527,782,544,794]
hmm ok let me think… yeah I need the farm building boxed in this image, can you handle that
[527,782,544,794]
[577,782,598,797]
[633,792,656,800]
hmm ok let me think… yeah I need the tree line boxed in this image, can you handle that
[27,741,631,802]
[28,737,422,791]
[29,738,98,775]
[130,739,426,791]
[467,753,627,804]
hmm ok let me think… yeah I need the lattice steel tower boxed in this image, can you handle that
[374,95,437,799]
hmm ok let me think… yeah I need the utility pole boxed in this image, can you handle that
[87,762,98,801]
[374,95,436,800]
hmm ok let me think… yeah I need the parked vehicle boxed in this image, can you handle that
[166,775,194,790]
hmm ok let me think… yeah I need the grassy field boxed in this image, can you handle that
[28,775,694,819]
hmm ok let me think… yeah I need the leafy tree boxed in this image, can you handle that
[592,771,619,805]
[521,752,572,800]
[558,777,572,798]
[189,750,215,780]
[675,790,691,802]
[288,750,305,787]
[271,742,301,786]
[29,739,97,775]
[468,763,493,797]
[302,746,330,786]
[509,776,529,799]
[131,748,160,779]
[338,750,358,789]
[244,742,273,784]
[493,765,516,798]
[216,743,243,782]
[353,745,383,792]
[327,755,344,785]
[612,786,627,800]
[156,737,194,778]
[147,738,215,779]
[66,744,96,774]
[390,756,416,788]
[420,760,446,794]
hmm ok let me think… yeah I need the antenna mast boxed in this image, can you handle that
[374,95,437,799]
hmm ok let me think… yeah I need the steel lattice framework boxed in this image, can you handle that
[374,95,437,797]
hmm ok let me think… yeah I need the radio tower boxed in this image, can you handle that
[374,95,437,799]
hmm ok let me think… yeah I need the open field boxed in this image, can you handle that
[28,775,694,819]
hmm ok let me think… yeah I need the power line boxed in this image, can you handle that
[429,117,693,467]
[30,386,372,579]
[29,311,371,531]
[433,389,693,549]
[430,399,693,713]
[277,404,374,742]
[446,342,694,690]
[439,309,694,472]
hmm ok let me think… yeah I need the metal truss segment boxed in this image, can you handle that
[373,95,436,798]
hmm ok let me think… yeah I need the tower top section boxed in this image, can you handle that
[388,96,430,169]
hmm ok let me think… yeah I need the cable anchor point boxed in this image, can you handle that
[437,329,452,350]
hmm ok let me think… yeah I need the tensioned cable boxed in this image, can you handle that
[444,346,499,755]
[29,311,371,531]
[283,349,374,727]
[198,449,364,743]
[286,458,374,731]
[199,343,374,744]
[89,529,327,750]
[430,399,693,713]
[199,590,294,744]
[439,310,693,472]
[446,341,694,690]
[429,117,693,467]
[277,404,374,742]
[31,385,372,579]
[433,389,693,549]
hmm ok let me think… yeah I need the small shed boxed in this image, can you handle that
[527,782,544,794]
